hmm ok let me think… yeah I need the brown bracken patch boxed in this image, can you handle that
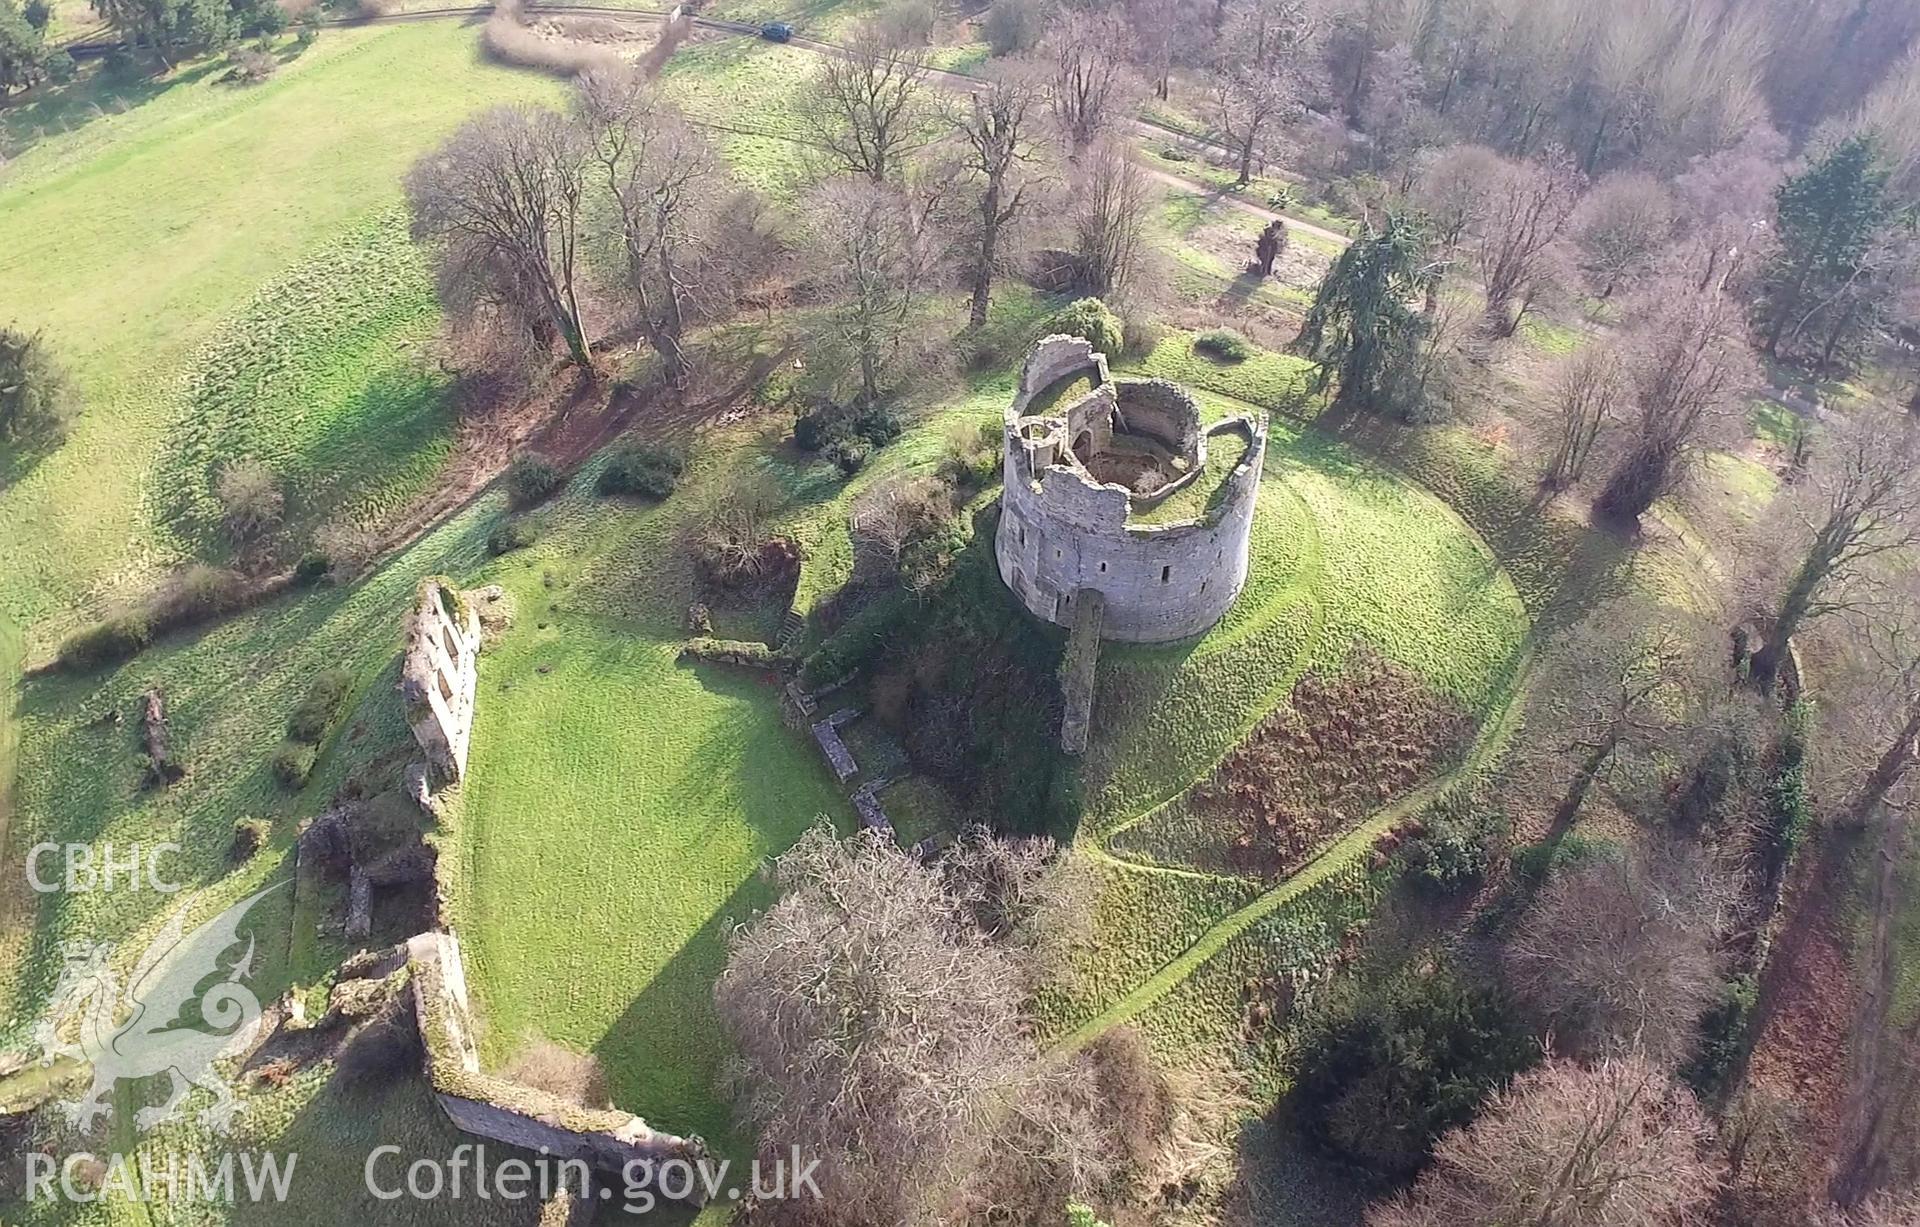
[1193,649,1474,879]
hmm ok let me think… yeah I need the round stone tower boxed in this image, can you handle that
[994,335,1268,643]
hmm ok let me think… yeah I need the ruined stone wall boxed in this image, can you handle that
[996,338,1268,644]
[407,932,703,1178]
[401,580,481,782]
[1011,334,1110,416]
[1113,379,1201,456]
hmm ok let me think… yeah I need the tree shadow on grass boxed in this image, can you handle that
[0,60,223,158]
[0,432,68,491]
[1229,1108,1367,1227]
[586,874,767,1150]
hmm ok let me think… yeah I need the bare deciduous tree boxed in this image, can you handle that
[1507,845,1738,1065]
[406,104,595,367]
[1415,144,1503,256]
[1525,596,1713,843]
[577,68,759,389]
[804,178,943,406]
[947,63,1048,327]
[1476,147,1586,337]
[715,824,1105,1227]
[1043,9,1137,152]
[1749,417,1920,689]
[1672,125,1786,294]
[802,22,932,184]
[1371,1054,1726,1227]
[1210,0,1312,186]
[1126,0,1198,100]
[1541,342,1628,490]
[1593,281,1755,525]
[1071,139,1151,299]
[1573,171,1677,298]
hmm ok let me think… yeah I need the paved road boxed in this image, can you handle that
[63,3,1353,248]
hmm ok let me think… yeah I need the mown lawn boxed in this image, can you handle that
[454,576,848,1146]
[440,443,857,1148]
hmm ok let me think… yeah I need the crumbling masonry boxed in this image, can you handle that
[401,579,481,783]
[995,336,1268,644]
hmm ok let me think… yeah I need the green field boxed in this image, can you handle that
[0,24,563,638]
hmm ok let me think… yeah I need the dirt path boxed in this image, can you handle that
[1138,166,1351,248]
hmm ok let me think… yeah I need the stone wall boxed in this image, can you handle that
[401,580,481,783]
[1011,334,1110,416]
[406,932,705,1182]
[996,339,1268,644]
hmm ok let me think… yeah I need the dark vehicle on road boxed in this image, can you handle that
[760,21,793,40]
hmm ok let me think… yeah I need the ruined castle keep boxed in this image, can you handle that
[995,336,1268,644]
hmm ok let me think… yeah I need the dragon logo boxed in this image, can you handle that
[32,883,285,1136]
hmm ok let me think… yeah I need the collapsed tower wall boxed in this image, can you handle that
[995,337,1267,644]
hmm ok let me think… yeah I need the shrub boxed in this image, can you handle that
[793,402,847,452]
[287,669,352,744]
[826,438,872,477]
[689,475,800,593]
[313,519,381,579]
[1399,795,1504,895]
[1681,972,1759,1097]
[487,519,537,555]
[229,818,270,863]
[1193,327,1254,362]
[293,552,332,586]
[58,613,152,672]
[596,443,685,500]
[1045,297,1124,357]
[23,0,50,28]
[1292,967,1536,1180]
[797,401,898,457]
[153,564,246,626]
[983,0,1044,54]
[216,457,284,544]
[853,405,902,448]
[938,420,1003,489]
[228,46,278,83]
[505,453,562,508]
[271,742,318,790]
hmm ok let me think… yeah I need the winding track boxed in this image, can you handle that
[63,4,1354,247]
